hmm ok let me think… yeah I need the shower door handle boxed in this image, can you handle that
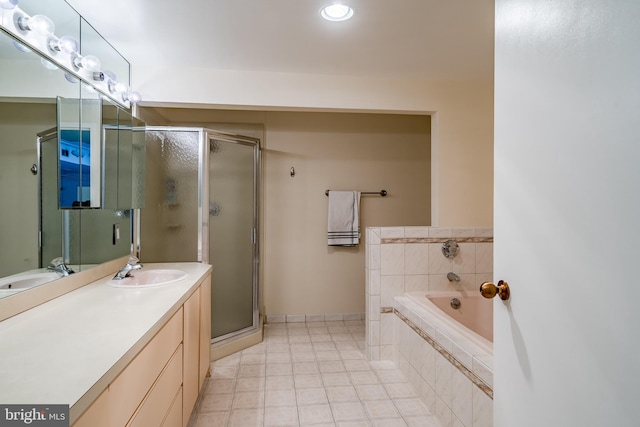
[251,228,256,245]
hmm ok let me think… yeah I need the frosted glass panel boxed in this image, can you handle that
[141,130,201,262]
[39,132,63,267]
[209,139,256,339]
[132,117,146,208]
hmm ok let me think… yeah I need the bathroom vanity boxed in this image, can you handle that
[0,262,212,427]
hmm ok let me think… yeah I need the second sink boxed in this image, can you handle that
[107,269,188,288]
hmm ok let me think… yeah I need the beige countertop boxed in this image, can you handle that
[0,261,212,423]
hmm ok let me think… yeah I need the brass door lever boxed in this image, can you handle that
[480,280,510,301]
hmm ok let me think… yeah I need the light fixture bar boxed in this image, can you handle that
[0,3,142,107]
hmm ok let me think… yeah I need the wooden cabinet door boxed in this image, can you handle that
[182,288,200,426]
[199,276,212,390]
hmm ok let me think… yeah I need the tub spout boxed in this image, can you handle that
[447,272,460,282]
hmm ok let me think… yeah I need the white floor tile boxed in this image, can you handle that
[298,404,334,424]
[363,399,400,419]
[331,401,367,421]
[264,406,299,427]
[296,387,329,405]
[265,389,297,407]
[194,320,444,427]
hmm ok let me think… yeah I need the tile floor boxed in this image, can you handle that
[190,320,443,427]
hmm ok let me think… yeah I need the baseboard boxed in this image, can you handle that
[266,312,365,324]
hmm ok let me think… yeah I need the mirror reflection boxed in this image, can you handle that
[0,1,142,300]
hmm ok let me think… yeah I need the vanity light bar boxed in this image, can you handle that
[0,1,142,107]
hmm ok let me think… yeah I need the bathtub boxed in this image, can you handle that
[413,291,493,343]
[392,291,494,427]
[400,291,493,378]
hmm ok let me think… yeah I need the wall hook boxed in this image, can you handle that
[290,167,295,177]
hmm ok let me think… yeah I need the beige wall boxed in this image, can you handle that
[138,108,430,316]
[136,70,493,227]
[263,111,430,316]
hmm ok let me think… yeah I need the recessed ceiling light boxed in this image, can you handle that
[321,3,354,22]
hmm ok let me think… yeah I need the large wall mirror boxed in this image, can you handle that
[0,0,143,300]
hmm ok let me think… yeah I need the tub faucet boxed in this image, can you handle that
[113,256,143,280]
[47,257,75,276]
[447,272,461,282]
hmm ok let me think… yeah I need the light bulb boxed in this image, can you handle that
[40,57,58,70]
[112,82,128,94]
[103,70,118,84]
[48,35,79,55]
[73,54,101,71]
[321,3,353,21]
[17,14,55,36]
[12,40,31,53]
[122,91,142,104]
[0,0,18,10]
[64,73,78,84]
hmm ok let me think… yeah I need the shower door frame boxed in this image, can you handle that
[142,127,261,345]
[202,130,261,345]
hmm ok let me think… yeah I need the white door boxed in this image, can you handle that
[494,1,640,426]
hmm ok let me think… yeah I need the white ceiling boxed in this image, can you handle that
[65,0,494,83]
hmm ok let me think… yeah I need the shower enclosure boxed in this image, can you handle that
[142,127,260,345]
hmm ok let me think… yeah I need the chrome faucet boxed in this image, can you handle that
[447,272,461,282]
[47,257,75,276]
[113,256,143,280]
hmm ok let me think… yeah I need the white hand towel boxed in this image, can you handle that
[327,191,361,247]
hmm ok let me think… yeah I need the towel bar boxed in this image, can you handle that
[325,189,387,197]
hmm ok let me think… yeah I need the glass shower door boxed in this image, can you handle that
[208,134,259,342]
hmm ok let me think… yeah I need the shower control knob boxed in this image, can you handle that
[480,280,510,301]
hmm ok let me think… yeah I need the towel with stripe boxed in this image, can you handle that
[327,190,361,247]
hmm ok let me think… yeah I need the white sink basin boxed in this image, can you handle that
[0,272,61,293]
[107,269,188,288]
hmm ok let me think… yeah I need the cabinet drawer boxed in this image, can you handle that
[162,387,183,427]
[73,308,183,427]
[128,343,183,427]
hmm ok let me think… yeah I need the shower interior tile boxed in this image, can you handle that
[405,226,430,238]
[452,228,475,238]
[428,228,453,238]
[405,244,430,275]
[380,275,405,307]
[472,386,493,427]
[475,243,493,274]
[452,243,476,274]
[428,244,453,274]
[405,275,429,293]
[381,244,405,276]
[451,368,473,427]
[380,227,405,239]
[474,228,493,238]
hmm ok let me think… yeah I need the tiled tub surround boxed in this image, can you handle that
[393,296,493,427]
[365,227,493,427]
